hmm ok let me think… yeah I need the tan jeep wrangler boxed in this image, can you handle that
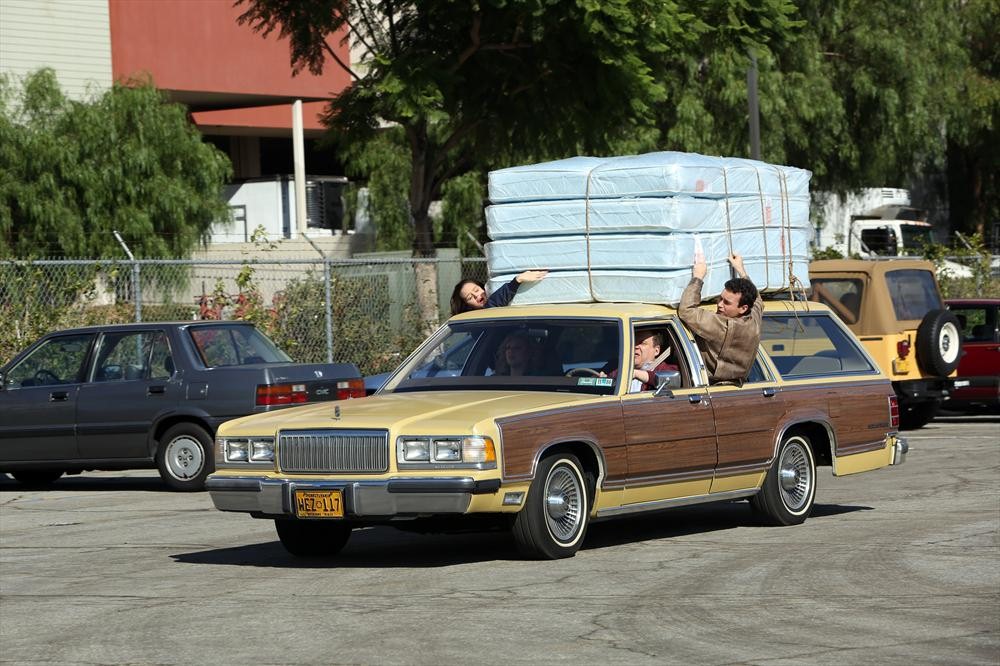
[809,259,962,429]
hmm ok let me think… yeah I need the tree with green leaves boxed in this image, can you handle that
[238,0,799,323]
[0,69,232,259]
[946,0,998,239]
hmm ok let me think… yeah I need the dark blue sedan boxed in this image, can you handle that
[0,321,363,490]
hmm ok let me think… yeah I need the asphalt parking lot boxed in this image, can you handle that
[1,416,997,665]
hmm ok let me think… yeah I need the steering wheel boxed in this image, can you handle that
[34,369,60,384]
[565,367,601,378]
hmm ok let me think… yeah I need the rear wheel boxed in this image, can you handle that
[751,434,816,526]
[156,423,214,491]
[512,454,589,559]
[10,470,63,486]
[275,519,353,557]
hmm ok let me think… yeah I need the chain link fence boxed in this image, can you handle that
[0,257,488,374]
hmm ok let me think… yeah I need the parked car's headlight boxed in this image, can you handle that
[218,437,275,464]
[396,436,496,469]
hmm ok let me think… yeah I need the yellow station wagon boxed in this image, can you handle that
[206,300,907,559]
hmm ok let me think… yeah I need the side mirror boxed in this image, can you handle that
[653,369,682,396]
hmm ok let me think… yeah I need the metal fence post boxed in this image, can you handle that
[324,258,333,363]
[133,260,142,322]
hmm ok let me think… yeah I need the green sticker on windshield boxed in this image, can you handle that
[577,377,596,385]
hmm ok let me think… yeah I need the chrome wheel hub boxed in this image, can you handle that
[544,466,583,542]
[165,436,204,480]
[778,442,812,512]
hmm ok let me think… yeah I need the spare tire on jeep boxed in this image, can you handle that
[915,309,962,377]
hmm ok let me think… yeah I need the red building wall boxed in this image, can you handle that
[108,0,350,131]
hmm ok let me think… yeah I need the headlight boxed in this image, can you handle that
[220,437,275,464]
[433,439,462,462]
[225,440,249,462]
[399,438,431,462]
[396,436,496,468]
[250,439,275,462]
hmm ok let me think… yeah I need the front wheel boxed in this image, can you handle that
[156,423,214,491]
[751,434,816,526]
[275,520,353,557]
[512,454,589,559]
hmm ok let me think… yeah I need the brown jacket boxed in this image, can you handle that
[678,278,763,382]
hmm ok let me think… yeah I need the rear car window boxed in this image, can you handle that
[188,326,292,368]
[949,304,998,342]
[885,269,942,321]
[761,314,877,378]
[93,331,170,382]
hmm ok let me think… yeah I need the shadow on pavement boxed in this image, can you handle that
[0,472,173,493]
[170,500,872,568]
[172,526,519,568]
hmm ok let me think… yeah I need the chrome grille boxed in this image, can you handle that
[278,429,389,473]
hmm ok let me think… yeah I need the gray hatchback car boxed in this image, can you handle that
[0,321,363,490]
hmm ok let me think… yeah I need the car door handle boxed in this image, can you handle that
[147,385,166,395]
[688,394,705,404]
[49,391,69,402]
[762,388,776,398]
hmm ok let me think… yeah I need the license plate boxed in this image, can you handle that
[294,490,344,518]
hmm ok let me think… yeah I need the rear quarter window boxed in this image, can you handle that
[762,313,878,378]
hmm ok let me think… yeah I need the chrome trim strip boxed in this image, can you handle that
[617,468,715,488]
[713,462,770,477]
[837,438,892,456]
[773,417,836,465]
[596,488,759,518]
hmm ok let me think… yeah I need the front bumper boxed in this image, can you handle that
[205,475,501,518]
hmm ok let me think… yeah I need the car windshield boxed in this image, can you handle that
[384,317,623,395]
[899,225,935,255]
[188,325,292,367]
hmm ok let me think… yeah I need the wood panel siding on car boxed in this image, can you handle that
[780,380,893,455]
[621,393,716,484]
[497,404,627,483]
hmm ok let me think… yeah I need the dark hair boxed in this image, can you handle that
[724,277,759,311]
[636,329,664,350]
[450,279,484,316]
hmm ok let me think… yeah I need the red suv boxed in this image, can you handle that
[945,299,1000,413]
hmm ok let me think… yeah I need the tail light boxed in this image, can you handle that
[336,378,366,400]
[256,383,308,406]
[888,394,900,429]
[896,339,911,359]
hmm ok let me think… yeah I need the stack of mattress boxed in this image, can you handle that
[483,151,812,305]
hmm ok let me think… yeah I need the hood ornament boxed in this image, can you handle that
[333,405,341,420]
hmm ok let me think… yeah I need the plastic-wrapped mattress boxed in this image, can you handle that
[487,256,810,307]
[486,229,810,275]
[483,152,813,305]
[488,151,811,203]
[486,195,810,239]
